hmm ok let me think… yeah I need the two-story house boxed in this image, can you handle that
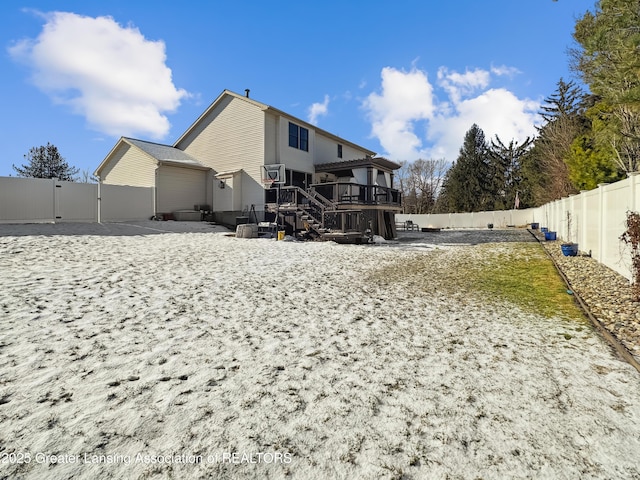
[94,89,401,239]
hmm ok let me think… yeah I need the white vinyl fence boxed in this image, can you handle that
[397,209,541,231]
[0,176,154,224]
[539,174,639,281]
[397,173,640,281]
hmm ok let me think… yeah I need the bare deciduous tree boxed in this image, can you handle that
[397,158,448,214]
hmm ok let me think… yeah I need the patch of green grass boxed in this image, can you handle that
[372,242,586,321]
[467,243,585,320]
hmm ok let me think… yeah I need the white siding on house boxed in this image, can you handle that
[278,116,315,173]
[100,142,156,187]
[264,112,278,165]
[315,133,371,165]
[156,165,207,213]
[177,95,265,212]
[213,171,244,212]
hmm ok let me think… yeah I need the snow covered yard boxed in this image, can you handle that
[1,226,639,479]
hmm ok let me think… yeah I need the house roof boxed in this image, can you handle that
[124,138,205,167]
[174,89,377,158]
[94,137,207,177]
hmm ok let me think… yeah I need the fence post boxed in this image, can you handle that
[53,177,62,222]
[580,191,588,250]
[598,183,609,262]
[629,172,639,212]
[97,181,101,223]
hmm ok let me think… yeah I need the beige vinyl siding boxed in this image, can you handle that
[213,171,243,212]
[315,133,371,164]
[100,142,156,187]
[264,112,278,165]
[177,95,265,210]
[278,116,315,173]
[177,96,264,178]
[156,165,207,213]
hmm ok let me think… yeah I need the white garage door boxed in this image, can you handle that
[156,165,207,213]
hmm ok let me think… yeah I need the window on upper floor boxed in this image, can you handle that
[288,122,309,152]
[338,144,343,158]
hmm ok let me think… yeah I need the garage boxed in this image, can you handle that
[156,164,208,215]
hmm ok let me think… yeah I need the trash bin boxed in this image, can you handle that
[277,231,286,241]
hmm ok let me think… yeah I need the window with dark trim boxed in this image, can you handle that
[337,144,343,158]
[288,122,298,148]
[288,122,309,152]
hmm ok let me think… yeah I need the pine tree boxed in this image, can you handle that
[489,135,533,210]
[13,143,79,181]
[438,124,492,212]
[572,0,640,172]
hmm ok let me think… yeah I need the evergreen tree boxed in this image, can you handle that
[572,0,640,172]
[438,124,492,212]
[489,135,533,210]
[529,79,587,203]
[566,101,625,189]
[13,143,79,181]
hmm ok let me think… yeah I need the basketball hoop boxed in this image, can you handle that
[261,164,285,186]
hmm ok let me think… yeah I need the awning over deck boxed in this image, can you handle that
[314,157,401,175]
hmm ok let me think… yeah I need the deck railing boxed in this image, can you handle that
[265,182,402,209]
[310,182,402,206]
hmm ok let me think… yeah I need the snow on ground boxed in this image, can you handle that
[1,223,639,479]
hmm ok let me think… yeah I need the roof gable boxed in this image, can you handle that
[173,90,265,149]
[124,138,204,167]
[95,137,206,177]
[173,89,376,157]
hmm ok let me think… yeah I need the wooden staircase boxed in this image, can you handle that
[267,186,362,239]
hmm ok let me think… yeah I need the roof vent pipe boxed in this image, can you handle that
[245,89,250,98]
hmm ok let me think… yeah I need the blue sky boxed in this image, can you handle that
[1,0,591,178]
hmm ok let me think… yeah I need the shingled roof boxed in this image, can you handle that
[124,138,205,168]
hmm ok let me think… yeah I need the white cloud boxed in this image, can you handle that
[491,64,521,77]
[437,67,490,104]
[308,95,330,125]
[363,66,435,161]
[8,11,189,139]
[428,88,540,162]
[362,65,540,163]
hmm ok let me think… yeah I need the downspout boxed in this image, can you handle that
[154,166,159,219]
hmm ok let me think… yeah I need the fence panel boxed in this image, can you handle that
[583,189,600,259]
[397,208,539,230]
[0,177,54,223]
[0,176,154,224]
[56,180,98,222]
[604,180,632,278]
[100,184,154,222]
